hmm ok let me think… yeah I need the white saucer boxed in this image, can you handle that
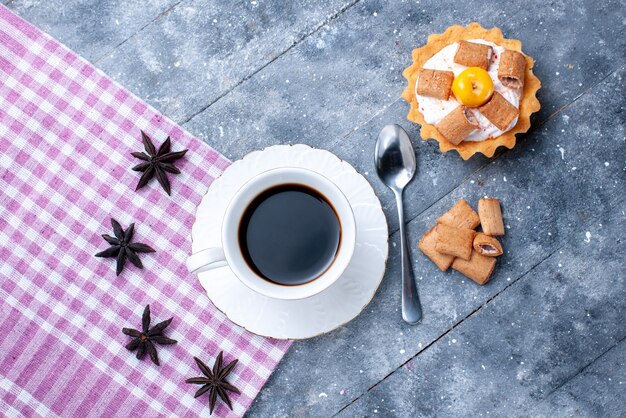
[191,145,388,339]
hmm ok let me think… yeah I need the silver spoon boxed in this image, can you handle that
[375,124,422,324]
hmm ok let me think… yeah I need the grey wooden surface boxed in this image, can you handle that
[6,0,625,416]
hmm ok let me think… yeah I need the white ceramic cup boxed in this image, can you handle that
[186,167,356,300]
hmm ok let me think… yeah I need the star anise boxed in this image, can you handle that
[131,130,188,195]
[122,304,177,366]
[94,218,155,276]
[186,351,241,414]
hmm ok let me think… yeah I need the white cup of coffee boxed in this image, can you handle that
[186,167,356,300]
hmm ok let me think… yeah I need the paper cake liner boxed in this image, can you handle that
[401,22,542,160]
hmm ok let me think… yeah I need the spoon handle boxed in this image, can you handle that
[394,189,422,324]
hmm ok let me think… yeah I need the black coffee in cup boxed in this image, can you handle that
[238,184,341,286]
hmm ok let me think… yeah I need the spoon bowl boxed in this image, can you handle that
[375,124,417,192]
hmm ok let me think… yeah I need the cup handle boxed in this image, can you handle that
[186,248,227,274]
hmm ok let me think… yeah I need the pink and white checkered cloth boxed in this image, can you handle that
[0,6,290,417]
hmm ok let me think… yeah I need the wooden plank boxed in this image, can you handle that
[336,198,626,416]
[528,338,626,417]
[6,0,180,61]
[248,65,626,416]
[183,0,625,234]
[94,0,358,122]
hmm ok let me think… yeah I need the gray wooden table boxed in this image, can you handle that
[6,0,624,416]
